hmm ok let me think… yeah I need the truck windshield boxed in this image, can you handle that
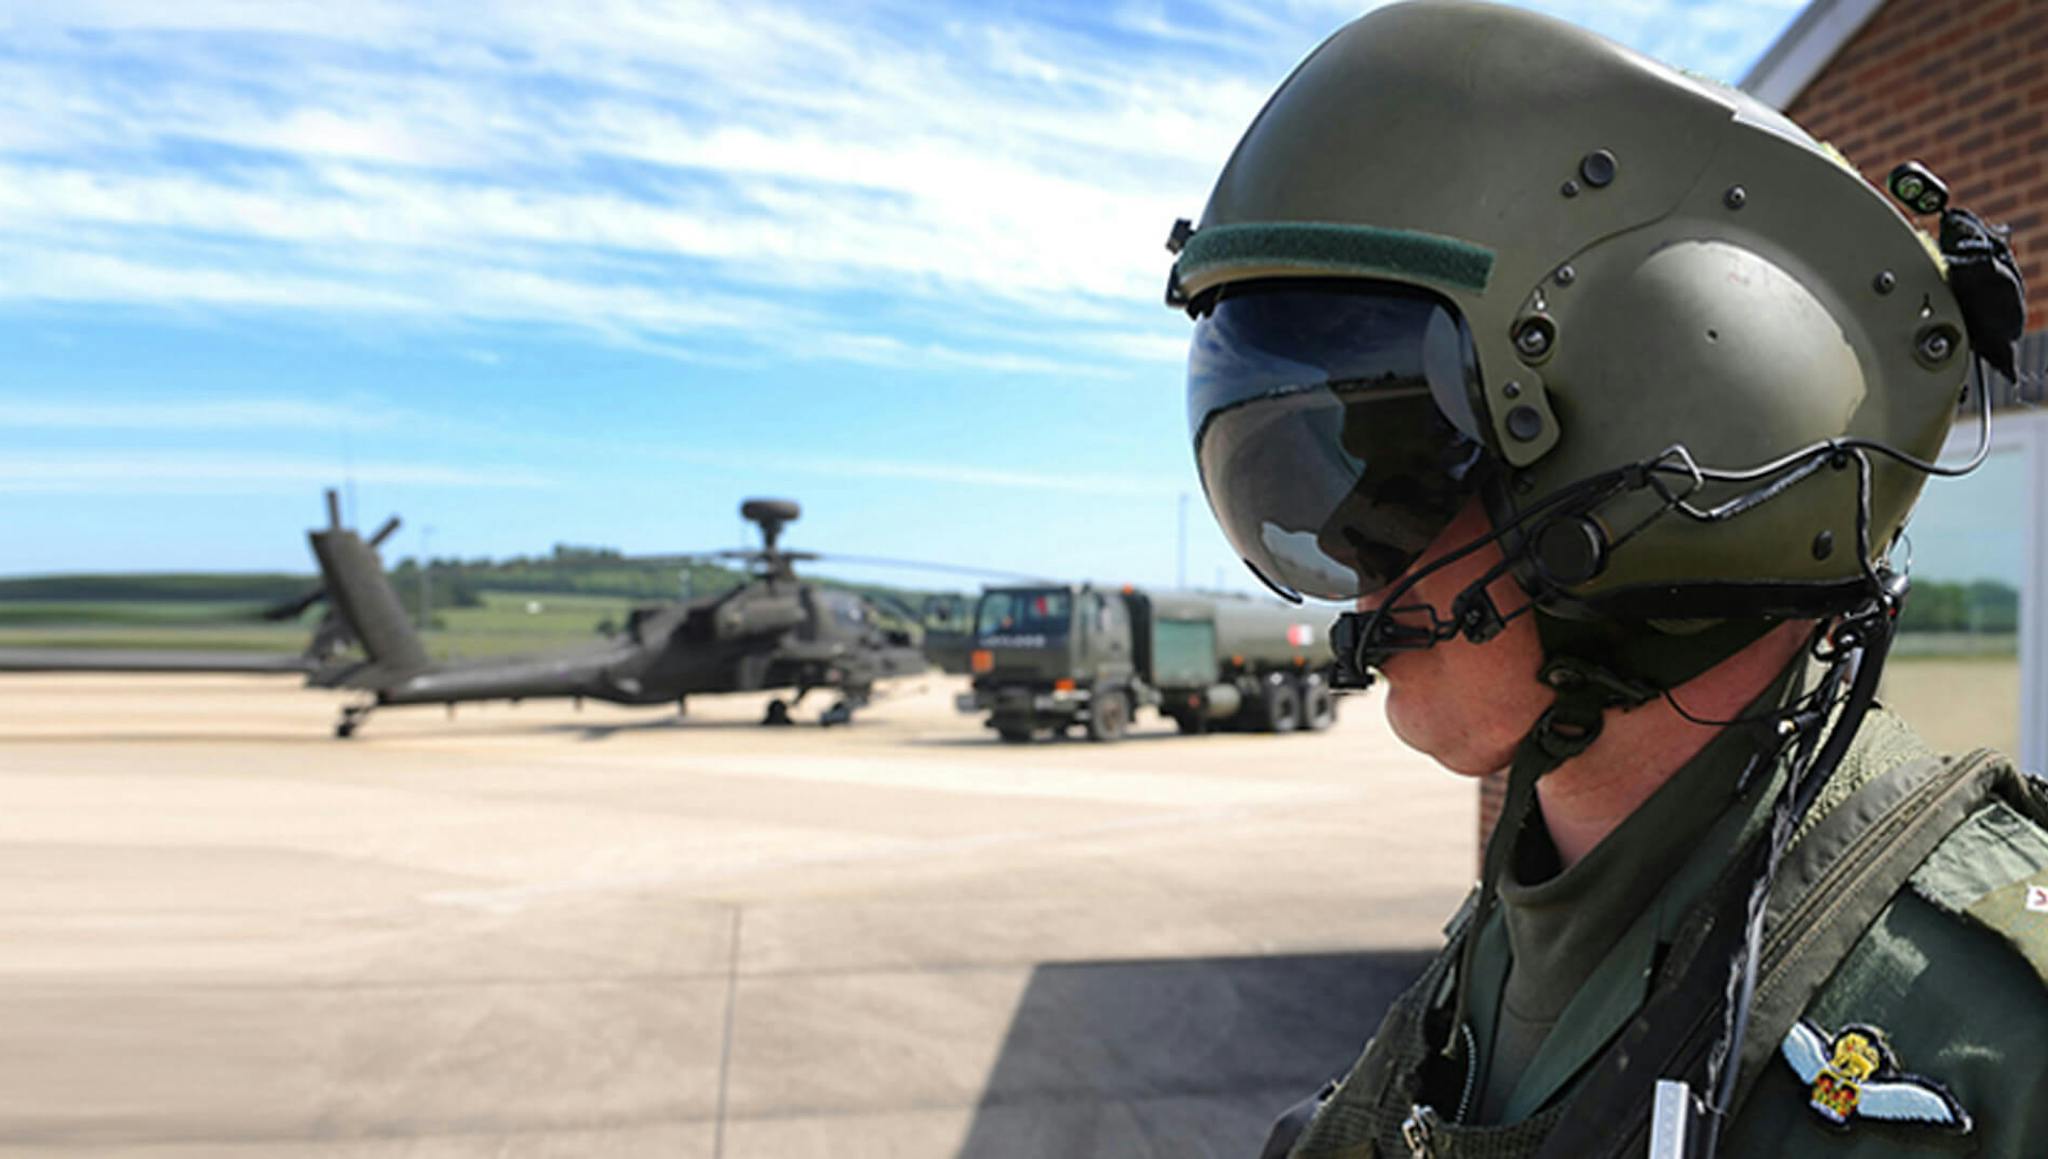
[976,590,1071,638]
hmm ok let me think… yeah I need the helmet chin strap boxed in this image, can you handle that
[1436,647,1664,1065]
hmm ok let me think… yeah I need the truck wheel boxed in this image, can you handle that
[997,725,1034,744]
[1300,676,1337,732]
[1260,677,1302,733]
[1087,690,1130,742]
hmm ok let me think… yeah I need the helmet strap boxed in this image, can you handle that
[1531,610,1778,707]
[1440,663,1653,1059]
[1443,725,1565,1060]
[1437,614,1782,1065]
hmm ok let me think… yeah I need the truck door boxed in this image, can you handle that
[1085,591,1134,685]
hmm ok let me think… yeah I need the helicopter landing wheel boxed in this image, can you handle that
[335,703,373,739]
[763,699,793,727]
[820,700,855,727]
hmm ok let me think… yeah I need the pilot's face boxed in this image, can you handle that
[1356,497,1548,777]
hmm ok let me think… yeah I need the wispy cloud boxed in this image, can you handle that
[0,0,1256,372]
[656,447,1183,498]
[0,452,549,494]
[0,397,404,432]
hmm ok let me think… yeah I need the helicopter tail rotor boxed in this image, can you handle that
[263,492,403,621]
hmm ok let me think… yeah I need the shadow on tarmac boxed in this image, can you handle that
[956,949,1431,1159]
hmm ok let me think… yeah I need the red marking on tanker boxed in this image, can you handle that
[1287,624,1314,647]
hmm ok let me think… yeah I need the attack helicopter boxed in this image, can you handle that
[0,492,1019,737]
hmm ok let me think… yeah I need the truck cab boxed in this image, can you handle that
[960,585,1136,742]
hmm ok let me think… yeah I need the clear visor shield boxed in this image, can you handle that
[1187,280,1488,601]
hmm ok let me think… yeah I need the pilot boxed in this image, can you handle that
[1165,3,2043,1156]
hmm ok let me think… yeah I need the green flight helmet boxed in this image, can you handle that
[1173,0,1973,643]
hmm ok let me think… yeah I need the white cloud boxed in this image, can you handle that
[0,0,1801,375]
[0,0,1265,370]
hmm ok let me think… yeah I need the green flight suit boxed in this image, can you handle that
[1280,704,2048,1158]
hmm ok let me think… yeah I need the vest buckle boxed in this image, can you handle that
[1400,1104,1441,1157]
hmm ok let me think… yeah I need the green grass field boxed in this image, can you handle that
[0,599,282,626]
[0,590,643,660]
[425,591,636,658]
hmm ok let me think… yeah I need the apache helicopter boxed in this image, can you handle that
[0,492,977,737]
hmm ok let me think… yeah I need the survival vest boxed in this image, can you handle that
[1269,713,2048,1158]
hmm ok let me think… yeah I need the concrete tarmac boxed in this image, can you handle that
[0,673,1473,1158]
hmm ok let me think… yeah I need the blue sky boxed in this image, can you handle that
[0,0,1816,591]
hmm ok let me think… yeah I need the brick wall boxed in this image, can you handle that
[1787,0,2048,332]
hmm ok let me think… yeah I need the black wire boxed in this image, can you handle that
[1337,467,1641,664]
[1697,655,1842,1155]
[1659,661,1833,729]
[1657,358,1992,491]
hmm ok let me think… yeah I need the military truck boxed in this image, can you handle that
[958,585,1337,742]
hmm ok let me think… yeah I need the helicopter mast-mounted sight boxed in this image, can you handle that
[740,498,801,554]
[729,498,816,580]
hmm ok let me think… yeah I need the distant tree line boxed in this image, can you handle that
[1897,578,2019,634]
[387,548,746,602]
[0,573,313,602]
[385,544,946,611]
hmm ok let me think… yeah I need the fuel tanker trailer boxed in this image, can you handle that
[957,584,1337,743]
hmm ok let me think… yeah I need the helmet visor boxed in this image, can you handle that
[1188,280,1487,601]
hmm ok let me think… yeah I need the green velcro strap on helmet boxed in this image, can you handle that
[1175,221,1495,294]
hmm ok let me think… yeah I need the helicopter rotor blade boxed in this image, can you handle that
[615,550,749,567]
[262,586,328,622]
[593,548,1051,585]
[804,552,1055,584]
[715,548,818,562]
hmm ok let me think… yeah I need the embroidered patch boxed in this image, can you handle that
[1780,1020,1972,1134]
[2026,884,2048,913]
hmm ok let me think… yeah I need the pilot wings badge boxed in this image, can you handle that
[1779,1020,1972,1134]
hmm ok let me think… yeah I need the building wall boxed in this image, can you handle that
[1786,0,2048,332]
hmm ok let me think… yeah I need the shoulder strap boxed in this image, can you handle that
[1736,747,2009,1099]
[1906,762,2048,987]
[1533,745,2006,1159]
